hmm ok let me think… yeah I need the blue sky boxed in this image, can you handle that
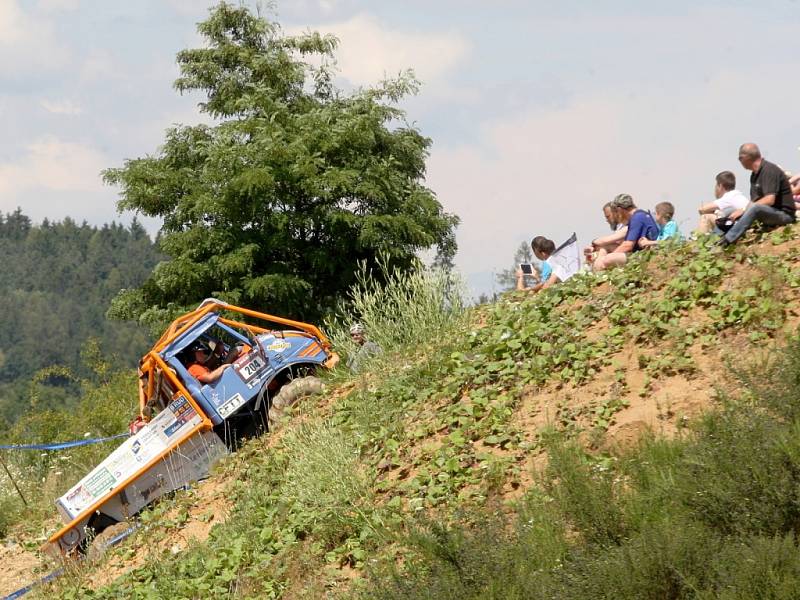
[2,0,799,298]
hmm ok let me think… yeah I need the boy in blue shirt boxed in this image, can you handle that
[638,202,681,248]
[593,194,659,271]
[516,236,560,292]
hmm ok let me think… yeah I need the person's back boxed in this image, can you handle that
[715,189,749,217]
[750,159,794,215]
[654,202,681,241]
[657,220,680,240]
[627,208,659,249]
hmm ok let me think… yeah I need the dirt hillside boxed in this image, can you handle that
[4,226,800,598]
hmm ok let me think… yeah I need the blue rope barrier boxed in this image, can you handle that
[0,525,140,599]
[0,432,129,452]
[2,569,63,600]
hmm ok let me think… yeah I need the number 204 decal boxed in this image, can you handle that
[236,355,266,380]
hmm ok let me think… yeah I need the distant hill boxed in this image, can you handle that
[0,209,161,422]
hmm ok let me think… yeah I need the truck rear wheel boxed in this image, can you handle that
[86,521,132,561]
[268,376,325,429]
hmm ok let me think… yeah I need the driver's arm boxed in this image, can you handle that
[196,363,232,384]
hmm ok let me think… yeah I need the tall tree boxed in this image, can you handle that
[104,3,458,327]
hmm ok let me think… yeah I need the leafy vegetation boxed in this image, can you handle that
[0,220,800,598]
[0,345,138,542]
[0,210,159,422]
[366,335,800,599]
[104,3,458,332]
[4,224,799,600]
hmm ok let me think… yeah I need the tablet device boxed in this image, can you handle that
[519,263,534,275]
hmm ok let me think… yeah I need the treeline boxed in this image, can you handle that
[0,209,161,423]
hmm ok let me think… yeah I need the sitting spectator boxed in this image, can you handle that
[638,201,681,248]
[696,171,749,234]
[583,202,628,264]
[719,143,796,247]
[791,173,800,211]
[516,236,560,292]
[593,194,659,271]
[346,323,382,373]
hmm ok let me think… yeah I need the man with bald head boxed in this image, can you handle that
[719,143,795,246]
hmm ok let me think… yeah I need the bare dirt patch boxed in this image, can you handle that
[0,540,43,597]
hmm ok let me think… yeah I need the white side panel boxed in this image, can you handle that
[100,430,228,522]
[57,395,203,521]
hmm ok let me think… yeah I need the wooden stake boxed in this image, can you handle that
[0,450,28,507]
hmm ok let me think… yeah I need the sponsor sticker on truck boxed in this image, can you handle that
[57,395,202,519]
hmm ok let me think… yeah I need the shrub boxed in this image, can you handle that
[364,500,567,600]
[544,439,628,545]
[326,258,466,374]
[281,420,380,546]
[675,405,800,537]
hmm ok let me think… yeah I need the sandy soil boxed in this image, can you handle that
[3,231,798,596]
[0,540,44,597]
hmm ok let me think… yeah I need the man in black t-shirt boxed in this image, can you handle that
[720,143,796,245]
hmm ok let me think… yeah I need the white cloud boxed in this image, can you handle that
[0,0,31,45]
[0,137,107,198]
[0,0,70,75]
[280,0,349,19]
[39,98,83,115]
[35,0,79,12]
[298,13,469,87]
[428,65,800,281]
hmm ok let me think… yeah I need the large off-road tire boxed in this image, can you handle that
[86,521,133,561]
[268,376,325,429]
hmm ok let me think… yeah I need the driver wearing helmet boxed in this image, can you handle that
[187,341,233,384]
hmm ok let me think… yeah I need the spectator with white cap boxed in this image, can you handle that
[346,323,383,373]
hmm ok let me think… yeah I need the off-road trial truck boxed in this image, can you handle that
[45,299,337,556]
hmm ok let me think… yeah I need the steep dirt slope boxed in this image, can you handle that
[8,226,800,598]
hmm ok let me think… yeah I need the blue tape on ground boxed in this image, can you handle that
[2,568,63,600]
[0,526,140,599]
[0,432,129,451]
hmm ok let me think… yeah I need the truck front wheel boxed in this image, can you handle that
[268,376,325,429]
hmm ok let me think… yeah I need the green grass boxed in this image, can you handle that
[363,331,800,599]
[7,226,800,598]
[324,258,467,378]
